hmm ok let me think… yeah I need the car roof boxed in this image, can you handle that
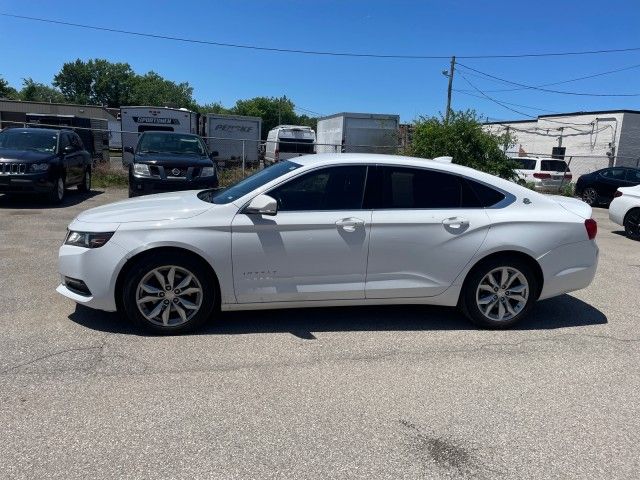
[140,131,199,137]
[291,153,520,192]
[3,127,61,135]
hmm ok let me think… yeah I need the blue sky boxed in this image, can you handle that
[1,0,639,122]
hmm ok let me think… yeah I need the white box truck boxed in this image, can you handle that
[316,112,400,154]
[264,125,316,165]
[203,114,262,167]
[120,106,199,165]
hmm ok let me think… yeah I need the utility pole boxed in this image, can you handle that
[445,55,455,123]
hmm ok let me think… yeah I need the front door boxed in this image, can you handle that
[232,165,371,303]
[366,166,494,298]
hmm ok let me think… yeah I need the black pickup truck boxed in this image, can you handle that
[0,127,92,203]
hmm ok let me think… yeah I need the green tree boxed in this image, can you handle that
[53,58,136,107]
[129,71,195,109]
[197,102,231,114]
[0,76,19,99]
[408,110,517,179]
[19,78,65,103]
[231,96,298,139]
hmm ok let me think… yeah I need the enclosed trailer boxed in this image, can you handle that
[203,114,262,166]
[108,119,122,150]
[120,106,199,165]
[316,112,400,154]
[24,113,110,163]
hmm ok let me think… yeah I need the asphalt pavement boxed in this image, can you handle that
[0,188,638,480]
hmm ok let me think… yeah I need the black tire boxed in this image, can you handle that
[460,256,539,329]
[48,175,65,204]
[78,167,91,192]
[624,208,640,240]
[128,187,137,198]
[122,252,216,334]
[581,187,598,206]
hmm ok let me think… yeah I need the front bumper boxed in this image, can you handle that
[57,239,130,311]
[0,172,54,194]
[130,175,219,196]
[537,240,599,300]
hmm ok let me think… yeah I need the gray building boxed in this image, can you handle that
[0,99,117,128]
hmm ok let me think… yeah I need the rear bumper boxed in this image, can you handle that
[537,240,599,300]
[0,172,54,194]
[130,176,219,196]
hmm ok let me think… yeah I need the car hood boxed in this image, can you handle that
[0,149,56,162]
[134,152,213,167]
[550,195,592,219]
[76,190,213,224]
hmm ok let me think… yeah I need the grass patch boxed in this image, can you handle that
[92,163,128,188]
[218,166,259,188]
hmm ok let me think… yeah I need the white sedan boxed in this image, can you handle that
[57,154,599,333]
[609,185,640,240]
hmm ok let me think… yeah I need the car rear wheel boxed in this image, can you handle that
[78,168,91,192]
[624,208,640,240]
[581,187,598,206]
[461,257,539,329]
[48,176,65,204]
[122,253,216,334]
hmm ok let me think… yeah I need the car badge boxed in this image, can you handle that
[172,168,181,176]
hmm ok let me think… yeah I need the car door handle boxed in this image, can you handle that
[336,217,365,232]
[442,217,469,229]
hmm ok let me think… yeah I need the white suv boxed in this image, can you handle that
[512,157,571,192]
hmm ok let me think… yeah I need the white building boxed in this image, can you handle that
[485,110,640,178]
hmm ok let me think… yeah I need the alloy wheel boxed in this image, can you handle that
[476,267,529,322]
[581,188,597,206]
[56,178,64,201]
[136,265,203,327]
[625,210,640,239]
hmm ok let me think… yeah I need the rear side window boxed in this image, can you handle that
[269,165,367,211]
[515,158,536,170]
[541,160,568,172]
[601,168,625,179]
[625,169,640,182]
[377,167,497,209]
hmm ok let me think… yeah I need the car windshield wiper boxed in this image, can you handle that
[138,150,162,154]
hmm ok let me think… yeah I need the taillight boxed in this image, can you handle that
[533,173,551,179]
[564,173,572,180]
[614,190,623,198]
[585,218,597,240]
[275,148,279,160]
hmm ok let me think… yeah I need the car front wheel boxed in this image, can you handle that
[49,176,65,204]
[122,253,216,334]
[78,168,91,192]
[624,208,640,240]
[581,187,598,206]
[461,257,539,329]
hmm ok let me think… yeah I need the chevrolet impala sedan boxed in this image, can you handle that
[57,153,599,334]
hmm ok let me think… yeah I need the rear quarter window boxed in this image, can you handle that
[465,179,506,207]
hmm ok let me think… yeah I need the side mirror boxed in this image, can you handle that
[124,146,135,154]
[244,194,278,216]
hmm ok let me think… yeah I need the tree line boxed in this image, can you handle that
[0,58,316,139]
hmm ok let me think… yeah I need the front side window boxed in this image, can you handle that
[269,166,367,211]
[625,169,640,182]
[379,167,486,209]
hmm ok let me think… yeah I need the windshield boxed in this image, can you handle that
[137,133,206,155]
[202,161,302,204]
[0,129,57,153]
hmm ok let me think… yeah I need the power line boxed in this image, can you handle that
[453,89,561,113]
[457,74,599,128]
[3,13,640,60]
[457,63,640,96]
[457,62,640,93]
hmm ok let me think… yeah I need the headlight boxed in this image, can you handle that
[31,163,50,172]
[200,166,216,177]
[133,163,151,177]
[65,231,114,248]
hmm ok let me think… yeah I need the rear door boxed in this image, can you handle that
[598,168,627,199]
[365,166,497,298]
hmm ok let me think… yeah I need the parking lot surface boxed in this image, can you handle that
[1,189,639,480]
